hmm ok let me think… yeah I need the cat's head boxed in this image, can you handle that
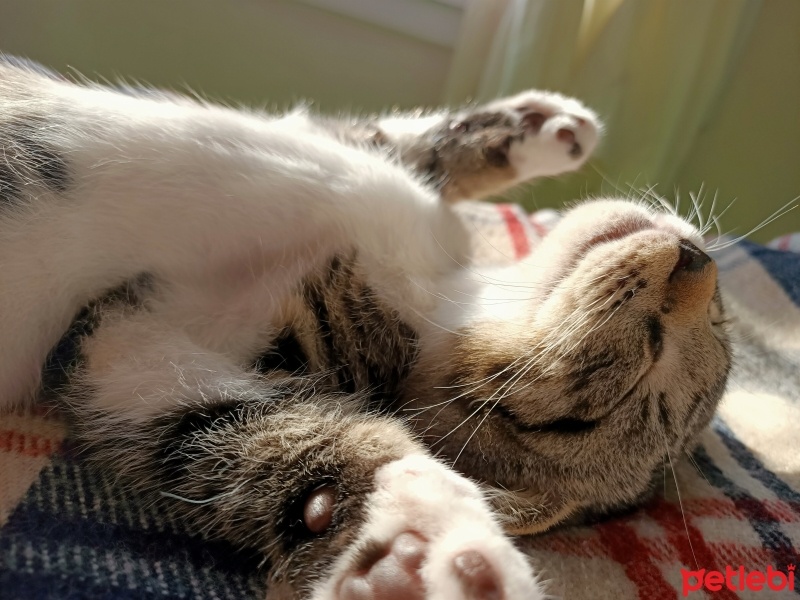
[411,199,731,532]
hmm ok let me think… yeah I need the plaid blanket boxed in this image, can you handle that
[1,202,798,599]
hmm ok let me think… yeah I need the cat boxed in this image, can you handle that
[0,57,731,600]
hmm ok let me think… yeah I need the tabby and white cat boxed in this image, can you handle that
[0,58,731,599]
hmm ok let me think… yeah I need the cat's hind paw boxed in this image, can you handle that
[311,455,544,600]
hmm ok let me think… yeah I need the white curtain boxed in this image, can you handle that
[445,0,764,206]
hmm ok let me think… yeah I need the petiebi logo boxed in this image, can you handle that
[681,565,795,596]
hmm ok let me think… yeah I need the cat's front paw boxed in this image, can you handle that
[430,90,601,201]
[485,90,601,181]
[310,455,543,600]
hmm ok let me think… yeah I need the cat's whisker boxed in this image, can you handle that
[628,184,660,211]
[434,284,616,401]
[689,185,706,233]
[507,297,627,398]
[410,278,547,309]
[542,290,624,350]
[404,305,470,336]
[423,344,543,432]
[589,164,647,203]
[706,196,799,251]
[452,396,504,468]
[480,296,616,407]
[450,288,626,453]
[452,338,542,394]
[430,306,599,445]
[432,393,496,448]
[686,188,699,229]
[702,196,738,248]
[685,451,712,487]
[497,310,595,385]
[666,446,699,571]
[698,190,720,237]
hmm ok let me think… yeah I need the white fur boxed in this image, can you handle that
[0,75,598,414]
[310,455,544,600]
[0,65,604,599]
[378,90,601,187]
[0,73,464,408]
[486,90,601,181]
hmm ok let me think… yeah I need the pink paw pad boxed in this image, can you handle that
[338,533,505,600]
[454,551,504,600]
[339,532,427,600]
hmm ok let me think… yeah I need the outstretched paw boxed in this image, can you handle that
[311,455,543,600]
[425,90,601,201]
[483,89,601,180]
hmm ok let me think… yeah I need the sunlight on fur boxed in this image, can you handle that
[0,56,762,600]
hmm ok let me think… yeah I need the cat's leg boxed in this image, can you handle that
[378,91,602,201]
[65,308,543,600]
[0,64,464,409]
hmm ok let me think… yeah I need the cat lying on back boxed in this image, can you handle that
[0,57,731,599]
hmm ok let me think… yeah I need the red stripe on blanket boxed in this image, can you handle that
[0,429,61,458]
[648,499,740,600]
[525,531,607,558]
[707,543,776,570]
[497,204,530,258]
[595,519,676,599]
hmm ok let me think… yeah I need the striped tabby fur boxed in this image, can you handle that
[0,58,730,599]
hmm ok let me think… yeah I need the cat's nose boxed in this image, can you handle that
[670,240,711,279]
[667,239,716,313]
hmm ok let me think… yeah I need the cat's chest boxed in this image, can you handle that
[253,252,420,409]
[155,249,421,407]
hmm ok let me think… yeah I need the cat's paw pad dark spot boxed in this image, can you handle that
[556,128,582,157]
[454,551,504,600]
[490,91,600,168]
[520,111,548,134]
[304,485,336,534]
[519,109,583,158]
[316,456,541,599]
[338,533,505,600]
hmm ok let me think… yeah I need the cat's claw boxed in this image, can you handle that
[311,455,543,600]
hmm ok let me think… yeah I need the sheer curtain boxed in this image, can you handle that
[445,0,763,206]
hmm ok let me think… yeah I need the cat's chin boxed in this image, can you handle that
[543,201,703,270]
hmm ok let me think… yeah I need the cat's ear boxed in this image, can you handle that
[483,486,579,535]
